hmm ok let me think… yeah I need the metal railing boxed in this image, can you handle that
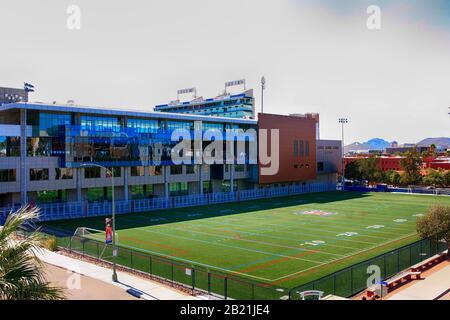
[0,182,336,223]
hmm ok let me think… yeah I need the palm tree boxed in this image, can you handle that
[0,205,65,300]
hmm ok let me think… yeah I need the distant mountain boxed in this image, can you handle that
[345,138,391,153]
[416,137,450,148]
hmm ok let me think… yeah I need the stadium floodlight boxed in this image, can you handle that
[261,76,266,113]
[338,118,348,188]
[80,163,118,282]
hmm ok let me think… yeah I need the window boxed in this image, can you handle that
[0,169,15,182]
[87,187,106,202]
[149,166,162,176]
[299,140,304,157]
[203,181,211,194]
[131,166,145,176]
[37,190,67,203]
[186,165,196,174]
[80,115,120,132]
[27,137,52,156]
[294,140,298,157]
[55,168,73,180]
[170,165,182,175]
[169,182,188,196]
[131,185,153,199]
[167,121,194,131]
[317,162,324,172]
[305,141,310,157]
[0,136,20,157]
[30,168,49,181]
[127,118,159,133]
[107,167,121,177]
[84,167,101,179]
[39,112,72,137]
[235,164,245,172]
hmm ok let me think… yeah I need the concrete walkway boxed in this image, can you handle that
[388,263,450,300]
[37,248,199,300]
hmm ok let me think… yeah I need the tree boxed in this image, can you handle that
[416,205,450,259]
[345,161,362,181]
[423,169,447,187]
[0,206,65,300]
[400,149,423,185]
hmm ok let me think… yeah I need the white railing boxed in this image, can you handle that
[0,182,336,223]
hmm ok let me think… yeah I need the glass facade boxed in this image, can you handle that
[84,167,101,179]
[38,113,72,137]
[55,168,73,180]
[30,168,49,181]
[0,136,20,157]
[80,115,120,132]
[131,184,153,199]
[127,118,160,133]
[169,182,188,196]
[0,169,16,182]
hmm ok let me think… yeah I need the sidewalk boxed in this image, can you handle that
[37,248,200,300]
[388,262,450,300]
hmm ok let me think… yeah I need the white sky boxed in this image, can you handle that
[1,0,449,144]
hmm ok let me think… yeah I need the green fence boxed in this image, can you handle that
[288,238,448,299]
[67,235,288,300]
[66,236,447,300]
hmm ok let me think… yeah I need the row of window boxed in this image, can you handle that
[293,140,310,158]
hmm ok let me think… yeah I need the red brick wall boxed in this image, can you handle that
[258,113,317,184]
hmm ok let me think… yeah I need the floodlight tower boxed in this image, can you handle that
[261,76,266,114]
[339,118,348,188]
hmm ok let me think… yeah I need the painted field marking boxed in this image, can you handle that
[199,217,379,247]
[393,219,408,223]
[134,228,326,265]
[412,214,424,217]
[269,232,418,283]
[161,223,344,258]
[366,225,385,229]
[336,232,358,237]
[225,216,392,241]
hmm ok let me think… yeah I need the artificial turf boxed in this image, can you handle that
[44,191,450,297]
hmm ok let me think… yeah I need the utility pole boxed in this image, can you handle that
[338,118,348,188]
[261,76,266,114]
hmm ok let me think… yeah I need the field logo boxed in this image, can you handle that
[337,232,358,237]
[297,210,336,217]
[367,225,384,229]
[300,240,325,247]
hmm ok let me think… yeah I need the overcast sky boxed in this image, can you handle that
[1,0,449,144]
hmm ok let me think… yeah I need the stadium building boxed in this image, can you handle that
[154,88,255,119]
[0,86,340,219]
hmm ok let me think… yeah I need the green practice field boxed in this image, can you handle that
[45,191,450,295]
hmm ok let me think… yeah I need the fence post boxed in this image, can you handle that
[224,277,228,300]
[208,272,211,295]
[192,269,195,293]
[149,256,153,276]
[171,263,174,283]
[130,250,133,269]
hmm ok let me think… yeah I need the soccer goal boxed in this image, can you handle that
[70,227,118,260]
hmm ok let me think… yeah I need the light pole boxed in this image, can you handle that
[338,118,348,188]
[81,163,118,282]
[261,76,266,114]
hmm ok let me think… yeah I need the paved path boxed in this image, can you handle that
[388,263,450,300]
[37,249,199,300]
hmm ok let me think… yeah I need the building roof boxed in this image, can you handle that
[0,102,257,125]
[155,89,253,110]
